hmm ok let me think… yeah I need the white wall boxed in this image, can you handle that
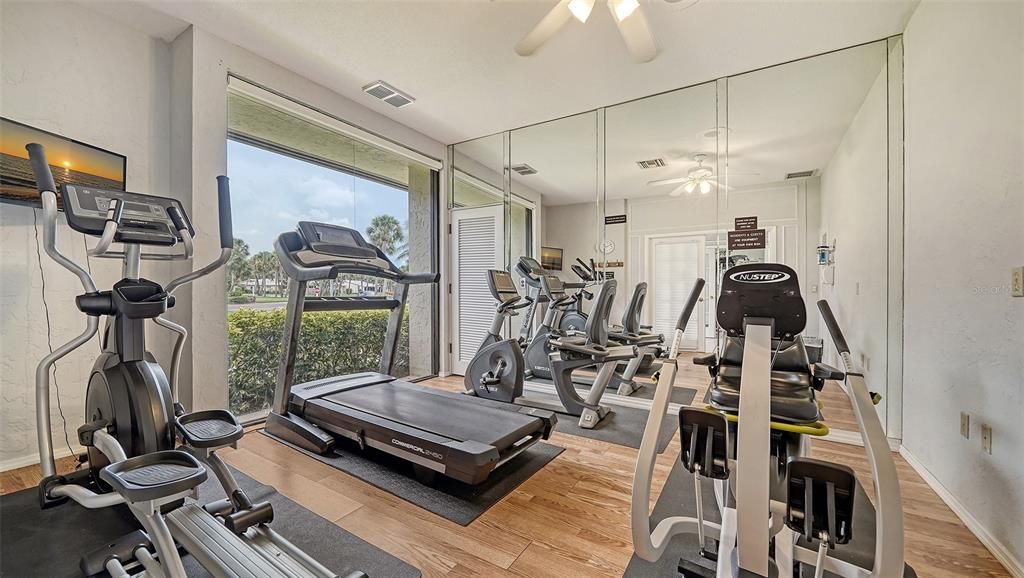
[903,1,1023,572]
[818,66,891,424]
[0,1,172,469]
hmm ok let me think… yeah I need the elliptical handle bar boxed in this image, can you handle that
[816,300,850,354]
[26,143,57,194]
[25,144,98,293]
[217,176,233,249]
[631,278,709,563]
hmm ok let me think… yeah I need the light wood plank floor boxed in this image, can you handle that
[1,356,1009,577]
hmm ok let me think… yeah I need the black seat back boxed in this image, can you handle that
[620,282,648,334]
[584,280,617,346]
[719,336,810,370]
[718,263,805,340]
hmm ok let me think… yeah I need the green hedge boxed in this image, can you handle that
[227,307,410,416]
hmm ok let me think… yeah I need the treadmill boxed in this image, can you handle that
[265,222,556,485]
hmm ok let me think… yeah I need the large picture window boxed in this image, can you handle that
[225,83,439,419]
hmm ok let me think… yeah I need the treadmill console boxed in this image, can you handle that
[291,221,393,270]
[62,184,193,247]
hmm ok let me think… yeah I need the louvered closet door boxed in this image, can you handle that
[451,205,505,375]
[649,235,705,352]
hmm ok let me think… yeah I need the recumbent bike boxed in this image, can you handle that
[27,144,360,578]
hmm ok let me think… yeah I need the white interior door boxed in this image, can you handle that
[649,235,705,352]
[450,205,505,375]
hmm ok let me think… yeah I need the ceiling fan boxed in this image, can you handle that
[515,0,658,63]
[648,154,729,196]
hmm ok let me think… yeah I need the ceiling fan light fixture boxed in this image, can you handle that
[569,0,596,22]
[699,180,712,194]
[610,0,640,22]
[684,181,697,194]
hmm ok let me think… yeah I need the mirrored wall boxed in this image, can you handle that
[448,37,903,437]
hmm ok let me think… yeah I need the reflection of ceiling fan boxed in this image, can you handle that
[648,154,724,196]
[515,0,657,63]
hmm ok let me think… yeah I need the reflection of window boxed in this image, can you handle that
[224,88,438,420]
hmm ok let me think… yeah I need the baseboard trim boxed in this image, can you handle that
[0,445,83,473]
[899,446,1023,578]
[821,428,902,451]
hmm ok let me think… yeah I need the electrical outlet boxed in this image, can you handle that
[960,412,970,439]
[1012,266,1023,297]
[981,424,993,454]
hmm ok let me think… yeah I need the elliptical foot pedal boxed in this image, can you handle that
[785,457,856,552]
[678,558,716,577]
[100,450,207,504]
[176,409,244,449]
[679,407,730,479]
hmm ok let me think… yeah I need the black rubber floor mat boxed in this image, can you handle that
[264,432,563,526]
[0,466,419,577]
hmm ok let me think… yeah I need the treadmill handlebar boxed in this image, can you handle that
[817,300,850,354]
[403,272,440,284]
[274,233,438,285]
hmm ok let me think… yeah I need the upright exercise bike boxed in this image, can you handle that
[27,144,358,578]
[465,270,636,428]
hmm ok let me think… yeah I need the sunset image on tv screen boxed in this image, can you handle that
[1,118,125,208]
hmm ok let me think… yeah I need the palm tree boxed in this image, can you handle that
[227,238,251,292]
[365,214,404,256]
[249,251,278,296]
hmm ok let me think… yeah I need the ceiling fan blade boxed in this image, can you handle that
[647,176,689,186]
[668,183,688,197]
[608,0,657,63]
[515,0,574,56]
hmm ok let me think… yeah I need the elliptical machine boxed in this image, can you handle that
[631,266,908,578]
[27,144,357,578]
[465,270,635,428]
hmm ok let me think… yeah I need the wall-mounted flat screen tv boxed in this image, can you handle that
[1,117,126,208]
[540,246,563,271]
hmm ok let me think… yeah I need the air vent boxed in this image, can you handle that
[511,163,538,176]
[362,81,416,108]
[786,170,816,179]
[636,158,666,169]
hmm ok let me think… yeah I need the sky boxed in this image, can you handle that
[227,139,409,255]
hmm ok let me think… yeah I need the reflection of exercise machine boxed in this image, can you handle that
[27,144,355,578]
[522,274,648,396]
[632,264,907,578]
[465,270,635,428]
[516,255,590,335]
[265,222,556,484]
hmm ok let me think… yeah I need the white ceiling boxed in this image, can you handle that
[456,40,888,205]
[94,0,915,146]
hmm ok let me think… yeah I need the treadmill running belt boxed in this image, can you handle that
[322,381,543,448]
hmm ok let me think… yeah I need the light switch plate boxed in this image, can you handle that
[1012,266,1023,297]
[981,424,993,454]
[960,412,970,439]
